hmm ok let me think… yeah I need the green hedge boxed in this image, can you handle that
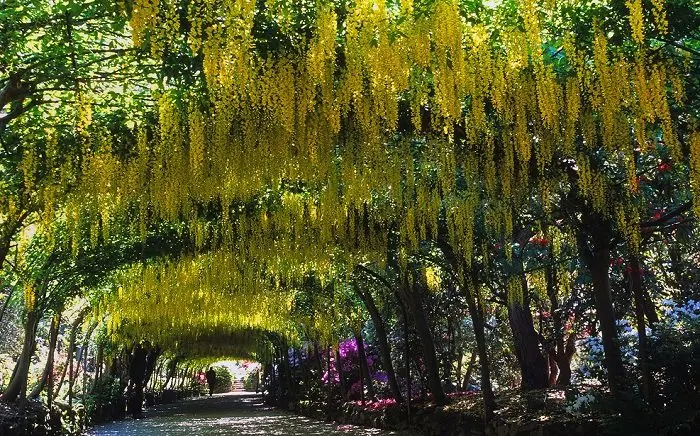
[213,366,233,393]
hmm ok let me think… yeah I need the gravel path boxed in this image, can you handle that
[87,392,408,435]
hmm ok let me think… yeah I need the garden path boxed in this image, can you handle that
[87,392,407,435]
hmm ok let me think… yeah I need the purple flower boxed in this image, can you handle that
[372,371,389,383]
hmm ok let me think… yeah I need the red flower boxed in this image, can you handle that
[610,257,624,267]
[658,162,671,172]
[530,237,548,247]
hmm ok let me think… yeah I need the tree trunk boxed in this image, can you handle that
[325,345,333,401]
[0,309,40,402]
[163,358,178,390]
[352,281,403,402]
[507,297,549,390]
[586,244,627,396]
[398,296,412,424]
[462,350,477,391]
[437,236,496,422]
[508,260,550,390]
[69,343,75,407]
[313,341,323,379]
[0,285,15,329]
[143,346,161,389]
[77,322,97,380]
[0,236,10,273]
[456,347,463,388]
[643,288,659,325]
[555,335,575,386]
[0,207,30,277]
[353,329,376,401]
[67,321,97,403]
[402,279,446,405]
[548,355,559,386]
[54,309,88,398]
[546,260,576,386]
[466,275,497,423]
[335,347,347,400]
[93,343,104,391]
[29,313,61,399]
[629,255,653,402]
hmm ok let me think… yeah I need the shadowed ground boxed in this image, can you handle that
[87,392,410,435]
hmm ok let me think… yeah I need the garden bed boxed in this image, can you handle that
[285,387,700,435]
[284,388,611,436]
[0,401,64,436]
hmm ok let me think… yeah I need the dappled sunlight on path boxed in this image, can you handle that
[87,392,408,435]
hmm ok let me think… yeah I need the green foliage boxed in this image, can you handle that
[212,366,233,394]
[84,375,126,425]
[243,371,259,391]
[647,308,700,433]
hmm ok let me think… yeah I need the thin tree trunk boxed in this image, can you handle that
[402,278,446,405]
[82,340,89,423]
[29,313,61,398]
[467,278,496,423]
[0,236,10,273]
[313,341,323,379]
[326,345,332,401]
[546,260,576,386]
[0,285,15,328]
[358,340,365,405]
[70,321,97,397]
[352,281,403,402]
[150,358,164,391]
[437,236,496,422]
[643,288,659,325]
[353,329,376,401]
[462,350,477,391]
[548,354,559,386]
[447,320,456,384]
[335,347,347,400]
[48,351,55,408]
[585,243,627,396]
[54,308,89,398]
[163,358,178,390]
[629,255,653,402]
[93,343,104,391]
[575,210,628,398]
[69,340,75,408]
[456,347,463,388]
[399,297,411,424]
[0,309,40,402]
[3,359,20,396]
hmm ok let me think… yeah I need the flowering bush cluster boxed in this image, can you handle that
[565,390,597,415]
[319,337,385,401]
[660,299,700,323]
[349,398,398,410]
[576,319,641,382]
[575,300,700,386]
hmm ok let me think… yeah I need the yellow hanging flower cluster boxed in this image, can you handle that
[74,0,700,348]
[691,131,700,218]
[24,283,36,312]
[130,0,160,48]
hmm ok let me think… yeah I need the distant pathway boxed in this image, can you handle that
[88,392,408,435]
